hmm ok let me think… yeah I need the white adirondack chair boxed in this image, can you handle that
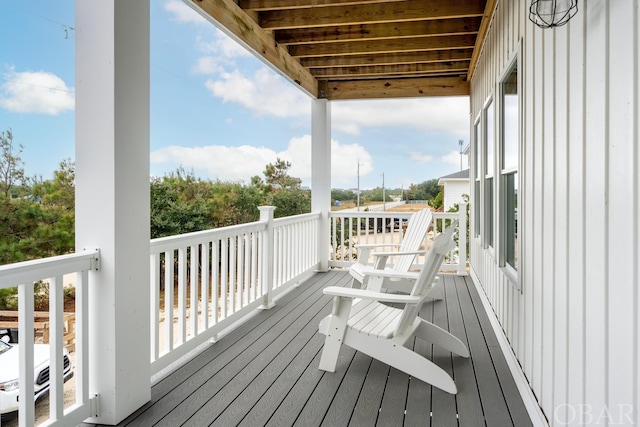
[351,208,443,299]
[318,223,468,394]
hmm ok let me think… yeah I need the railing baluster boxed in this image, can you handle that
[212,240,219,325]
[221,238,228,318]
[18,282,36,427]
[190,245,198,338]
[150,253,160,361]
[164,250,174,352]
[77,269,89,405]
[237,235,244,307]
[178,247,187,344]
[243,234,250,305]
[50,275,64,421]
[201,242,209,330]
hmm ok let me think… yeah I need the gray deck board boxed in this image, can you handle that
[97,270,534,427]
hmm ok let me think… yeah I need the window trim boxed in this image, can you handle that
[482,95,495,253]
[497,43,522,289]
[473,114,482,240]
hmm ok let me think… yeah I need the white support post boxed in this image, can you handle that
[458,203,468,275]
[75,1,150,424]
[259,206,276,309]
[312,99,331,272]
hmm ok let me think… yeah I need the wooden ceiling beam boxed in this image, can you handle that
[186,0,318,97]
[275,17,481,45]
[311,61,470,78]
[300,49,474,68]
[259,0,486,30]
[467,0,497,80]
[289,34,477,58]
[239,0,402,11]
[325,76,470,99]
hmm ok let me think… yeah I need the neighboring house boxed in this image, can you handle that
[438,169,469,211]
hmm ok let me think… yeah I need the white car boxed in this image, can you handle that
[0,337,73,418]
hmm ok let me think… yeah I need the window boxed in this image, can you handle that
[484,99,495,249]
[500,59,519,271]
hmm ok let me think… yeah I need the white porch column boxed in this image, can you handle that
[311,99,331,271]
[75,1,150,424]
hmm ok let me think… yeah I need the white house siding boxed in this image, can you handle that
[469,1,640,425]
[443,180,470,211]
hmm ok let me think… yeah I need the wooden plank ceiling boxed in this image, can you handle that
[189,0,494,100]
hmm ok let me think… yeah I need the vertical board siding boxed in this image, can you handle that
[470,0,640,425]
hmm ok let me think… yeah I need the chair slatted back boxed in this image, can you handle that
[392,208,433,272]
[393,223,457,335]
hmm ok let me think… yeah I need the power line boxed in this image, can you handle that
[0,75,75,94]
[0,1,75,39]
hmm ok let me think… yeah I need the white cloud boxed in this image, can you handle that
[150,135,373,186]
[0,69,74,115]
[332,97,469,137]
[164,0,207,24]
[195,33,251,59]
[204,68,309,118]
[151,144,275,182]
[192,56,224,75]
[409,151,433,164]
[442,150,469,169]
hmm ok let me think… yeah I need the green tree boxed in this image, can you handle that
[407,179,440,201]
[331,188,356,202]
[264,158,301,190]
[429,188,444,210]
[0,129,25,200]
[266,188,311,218]
[150,172,211,239]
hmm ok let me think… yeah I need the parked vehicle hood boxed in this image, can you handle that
[0,344,51,383]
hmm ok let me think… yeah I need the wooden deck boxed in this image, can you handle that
[86,270,532,427]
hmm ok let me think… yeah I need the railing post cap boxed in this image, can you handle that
[258,206,277,212]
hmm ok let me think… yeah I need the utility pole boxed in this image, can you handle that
[382,172,385,210]
[459,139,464,171]
[357,161,361,211]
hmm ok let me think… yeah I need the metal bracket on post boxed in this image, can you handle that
[84,247,101,271]
[90,393,100,417]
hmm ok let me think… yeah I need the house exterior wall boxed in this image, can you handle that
[442,180,470,211]
[469,1,639,425]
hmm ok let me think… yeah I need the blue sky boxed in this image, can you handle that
[0,0,469,190]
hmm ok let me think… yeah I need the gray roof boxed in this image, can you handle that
[439,169,470,181]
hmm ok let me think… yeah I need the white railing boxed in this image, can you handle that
[329,204,467,275]
[148,207,321,375]
[0,249,100,427]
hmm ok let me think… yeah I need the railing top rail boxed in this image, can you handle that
[329,211,417,219]
[150,221,267,253]
[272,211,321,226]
[433,212,459,220]
[0,248,99,289]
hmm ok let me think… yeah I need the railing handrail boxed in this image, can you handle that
[273,211,321,226]
[328,211,412,219]
[0,249,100,288]
[150,221,267,254]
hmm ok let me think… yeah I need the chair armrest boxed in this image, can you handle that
[354,243,401,249]
[370,250,426,258]
[355,265,420,279]
[323,286,421,304]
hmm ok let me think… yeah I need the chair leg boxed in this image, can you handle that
[413,319,469,358]
[344,329,458,394]
[318,297,351,372]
